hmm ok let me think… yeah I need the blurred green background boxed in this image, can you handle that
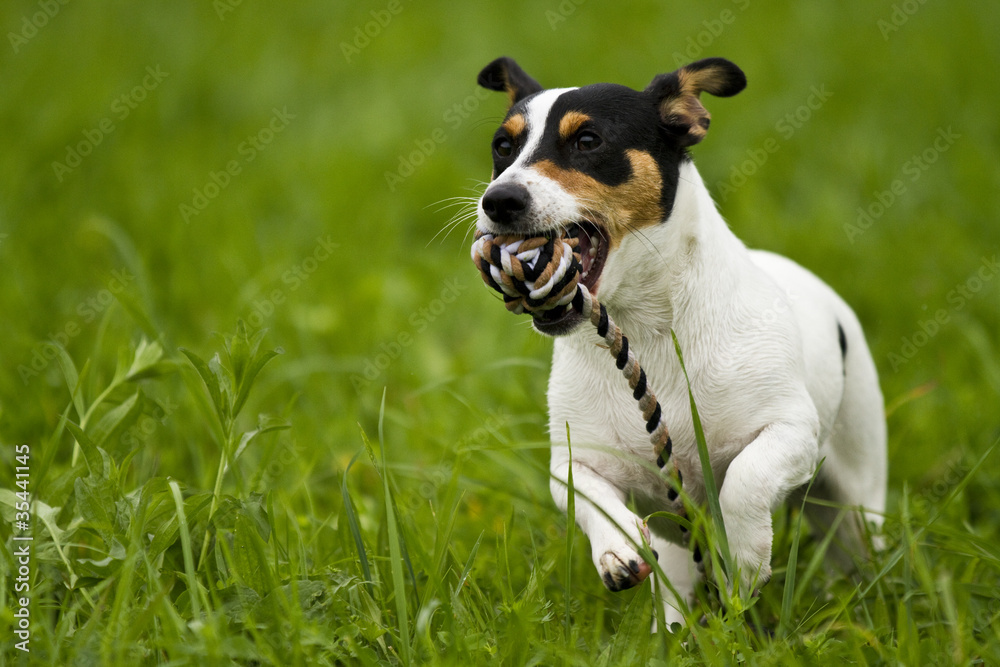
[3,0,1000,535]
[0,0,998,659]
[3,0,997,487]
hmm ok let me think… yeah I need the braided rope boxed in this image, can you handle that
[471,231,673,465]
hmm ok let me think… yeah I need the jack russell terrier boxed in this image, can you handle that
[473,56,886,627]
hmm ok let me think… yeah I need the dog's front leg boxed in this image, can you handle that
[550,449,654,591]
[719,420,819,594]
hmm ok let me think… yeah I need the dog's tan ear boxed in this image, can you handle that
[478,57,544,107]
[645,58,746,146]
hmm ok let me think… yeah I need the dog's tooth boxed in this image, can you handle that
[588,247,597,258]
[581,271,589,278]
[590,235,600,248]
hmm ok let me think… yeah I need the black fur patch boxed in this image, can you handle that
[478,57,543,106]
[491,83,686,218]
[483,58,746,223]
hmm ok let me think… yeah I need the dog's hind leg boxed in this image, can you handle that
[649,534,699,631]
[807,328,888,566]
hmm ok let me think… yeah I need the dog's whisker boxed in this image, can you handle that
[469,116,505,132]
[427,203,481,247]
[426,196,480,213]
[623,223,668,267]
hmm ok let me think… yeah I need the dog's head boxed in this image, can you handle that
[475,57,745,335]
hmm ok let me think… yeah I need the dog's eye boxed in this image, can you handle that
[493,137,513,158]
[575,131,602,152]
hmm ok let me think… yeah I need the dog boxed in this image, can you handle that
[472,56,887,627]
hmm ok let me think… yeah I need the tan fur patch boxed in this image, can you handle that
[502,113,526,138]
[679,62,737,97]
[659,62,736,145]
[558,111,591,140]
[533,149,664,248]
[660,94,711,144]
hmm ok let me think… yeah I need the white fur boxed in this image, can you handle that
[478,92,887,627]
[478,89,586,236]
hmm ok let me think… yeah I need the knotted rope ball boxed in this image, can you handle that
[471,230,673,464]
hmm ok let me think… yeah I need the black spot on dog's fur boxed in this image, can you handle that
[837,320,847,377]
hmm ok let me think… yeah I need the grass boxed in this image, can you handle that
[1,0,999,664]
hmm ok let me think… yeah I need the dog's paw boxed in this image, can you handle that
[732,533,773,596]
[599,549,654,591]
[595,522,657,592]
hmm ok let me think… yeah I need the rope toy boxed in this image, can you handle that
[470,231,673,467]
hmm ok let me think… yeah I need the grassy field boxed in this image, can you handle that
[1,1,999,664]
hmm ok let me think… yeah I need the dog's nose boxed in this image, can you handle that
[482,183,530,225]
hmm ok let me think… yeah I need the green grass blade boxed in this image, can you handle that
[89,389,142,449]
[376,389,411,665]
[453,530,485,598]
[63,419,99,475]
[671,330,733,584]
[778,462,822,637]
[607,578,652,664]
[179,347,227,429]
[168,480,202,621]
[341,449,374,596]
[824,437,998,631]
[53,342,86,420]
[564,421,575,636]
[792,505,845,610]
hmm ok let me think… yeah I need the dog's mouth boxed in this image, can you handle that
[532,220,609,335]
[569,220,610,292]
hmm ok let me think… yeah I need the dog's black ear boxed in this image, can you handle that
[478,57,544,107]
[645,58,746,146]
